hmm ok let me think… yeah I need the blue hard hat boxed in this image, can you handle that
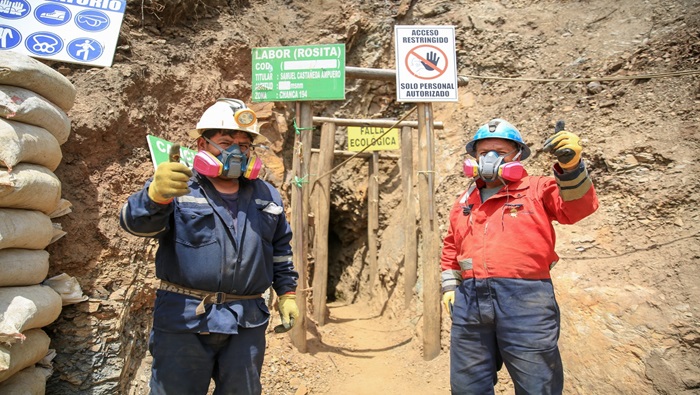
[465,119,531,160]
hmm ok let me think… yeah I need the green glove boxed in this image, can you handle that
[543,131,583,170]
[442,290,455,317]
[278,293,299,330]
[148,162,193,204]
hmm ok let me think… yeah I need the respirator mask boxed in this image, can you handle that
[193,137,262,180]
[463,150,526,183]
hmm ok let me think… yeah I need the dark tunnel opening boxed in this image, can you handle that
[326,229,343,302]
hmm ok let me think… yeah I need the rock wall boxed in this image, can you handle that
[13,0,698,393]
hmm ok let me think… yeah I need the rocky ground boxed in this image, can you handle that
[35,0,700,393]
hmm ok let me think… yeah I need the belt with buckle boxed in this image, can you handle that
[159,280,262,315]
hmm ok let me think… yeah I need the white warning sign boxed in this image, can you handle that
[394,26,458,102]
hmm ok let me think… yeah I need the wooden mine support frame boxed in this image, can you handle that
[417,103,441,360]
[289,102,312,352]
[307,116,443,357]
[289,66,458,358]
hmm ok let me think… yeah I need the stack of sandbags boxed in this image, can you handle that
[0,51,76,394]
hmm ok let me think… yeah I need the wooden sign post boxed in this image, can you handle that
[290,102,312,352]
[312,122,336,325]
[400,126,417,307]
[417,103,440,360]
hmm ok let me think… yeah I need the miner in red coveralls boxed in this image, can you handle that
[440,119,599,394]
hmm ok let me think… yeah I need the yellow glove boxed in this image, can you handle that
[543,131,582,170]
[278,293,299,330]
[442,291,455,317]
[148,162,193,204]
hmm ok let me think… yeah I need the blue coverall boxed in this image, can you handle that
[120,172,297,395]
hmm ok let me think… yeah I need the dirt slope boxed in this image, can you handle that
[36,0,700,394]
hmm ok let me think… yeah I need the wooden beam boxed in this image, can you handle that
[312,116,444,129]
[401,126,417,308]
[290,102,311,352]
[310,148,399,160]
[417,103,440,360]
[367,151,379,297]
[312,123,336,326]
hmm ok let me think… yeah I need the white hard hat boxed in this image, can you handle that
[188,98,262,142]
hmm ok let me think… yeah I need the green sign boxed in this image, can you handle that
[146,135,197,170]
[251,44,346,102]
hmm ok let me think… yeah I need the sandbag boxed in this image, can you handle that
[48,198,72,219]
[43,273,88,306]
[0,85,71,144]
[0,365,51,394]
[0,118,62,171]
[0,285,62,344]
[50,223,66,245]
[0,163,61,215]
[0,249,50,287]
[0,329,51,382]
[0,51,75,112]
[0,209,64,250]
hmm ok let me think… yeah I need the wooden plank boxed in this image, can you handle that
[367,151,379,297]
[311,123,336,326]
[417,103,440,360]
[310,148,399,160]
[401,126,417,307]
[312,116,444,129]
[289,102,311,352]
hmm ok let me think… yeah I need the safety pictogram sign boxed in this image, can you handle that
[0,0,126,67]
[394,26,458,102]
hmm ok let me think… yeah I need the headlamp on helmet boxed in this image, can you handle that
[188,98,262,142]
[234,109,256,127]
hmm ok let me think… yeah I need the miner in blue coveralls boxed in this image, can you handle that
[120,98,299,395]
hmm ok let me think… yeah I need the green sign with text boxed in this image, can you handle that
[251,44,346,102]
[146,135,197,170]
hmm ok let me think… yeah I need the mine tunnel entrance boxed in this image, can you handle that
[310,175,368,305]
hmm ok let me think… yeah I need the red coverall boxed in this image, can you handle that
[441,161,598,394]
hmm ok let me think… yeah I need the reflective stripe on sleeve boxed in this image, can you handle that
[273,255,293,263]
[120,203,165,237]
[176,196,209,204]
[441,269,462,291]
[556,168,593,201]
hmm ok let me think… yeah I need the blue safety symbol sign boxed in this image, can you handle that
[0,0,31,19]
[1,0,125,67]
[0,25,21,49]
[67,37,103,62]
[76,10,110,32]
[34,3,71,26]
[25,31,63,56]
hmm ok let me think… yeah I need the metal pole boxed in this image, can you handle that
[312,116,444,129]
[346,66,470,86]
